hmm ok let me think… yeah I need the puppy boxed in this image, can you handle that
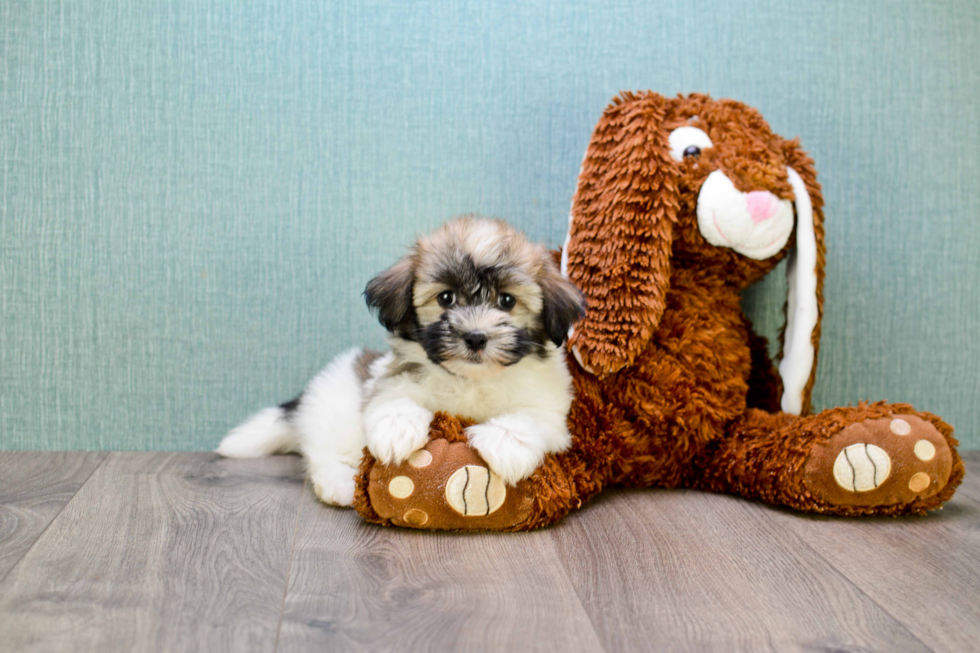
[217,217,586,506]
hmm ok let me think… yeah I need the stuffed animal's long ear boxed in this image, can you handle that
[778,141,826,415]
[562,92,678,377]
[364,254,416,335]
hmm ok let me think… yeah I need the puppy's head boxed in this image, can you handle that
[365,217,585,377]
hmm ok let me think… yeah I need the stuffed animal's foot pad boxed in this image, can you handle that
[805,415,953,507]
[366,438,534,530]
[444,465,508,516]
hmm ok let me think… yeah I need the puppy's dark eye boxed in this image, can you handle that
[498,293,516,311]
[683,145,701,158]
[436,290,455,308]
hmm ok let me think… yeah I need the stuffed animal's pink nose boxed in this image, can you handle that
[746,191,778,224]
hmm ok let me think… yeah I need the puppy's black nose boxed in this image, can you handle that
[463,331,488,351]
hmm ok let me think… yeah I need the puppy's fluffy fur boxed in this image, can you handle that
[217,217,586,506]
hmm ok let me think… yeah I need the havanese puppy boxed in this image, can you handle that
[217,217,586,506]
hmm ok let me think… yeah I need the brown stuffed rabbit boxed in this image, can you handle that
[353,92,964,530]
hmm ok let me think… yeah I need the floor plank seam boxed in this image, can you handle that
[755,507,938,653]
[546,529,612,653]
[0,451,110,588]
[273,475,309,653]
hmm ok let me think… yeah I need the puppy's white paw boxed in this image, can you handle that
[365,398,434,465]
[465,423,546,486]
[309,461,358,507]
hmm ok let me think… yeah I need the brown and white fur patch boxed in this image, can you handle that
[216,217,585,506]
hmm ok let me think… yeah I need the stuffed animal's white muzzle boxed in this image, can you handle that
[696,170,795,260]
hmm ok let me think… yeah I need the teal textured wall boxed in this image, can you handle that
[2,0,978,450]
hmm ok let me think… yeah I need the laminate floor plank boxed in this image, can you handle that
[767,461,980,653]
[277,490,605,653]
[0,452,305,653]
[0,451,107,582]
[551,488,932,653]
[0,453,976,653]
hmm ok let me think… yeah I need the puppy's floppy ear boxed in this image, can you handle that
[364,254,416,334]
[564,91,679,377]
[538,255,586,346]
[778,139,826,415]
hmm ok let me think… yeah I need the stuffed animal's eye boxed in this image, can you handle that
[498,293,516,310]
[437,290,455,308]
[668,126,713,162]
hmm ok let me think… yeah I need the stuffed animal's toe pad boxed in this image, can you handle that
[444,465,508,516]
[805,415,953,507]
[366,438,535,530]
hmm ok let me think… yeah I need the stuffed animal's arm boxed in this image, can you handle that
[744,318,784,413]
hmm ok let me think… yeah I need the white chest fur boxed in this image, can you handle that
[377,340,574,423]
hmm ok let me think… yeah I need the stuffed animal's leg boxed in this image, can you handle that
[695,403,964,516]
[352,386,624,531]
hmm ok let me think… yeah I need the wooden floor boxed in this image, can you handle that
[0,452,978,653]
